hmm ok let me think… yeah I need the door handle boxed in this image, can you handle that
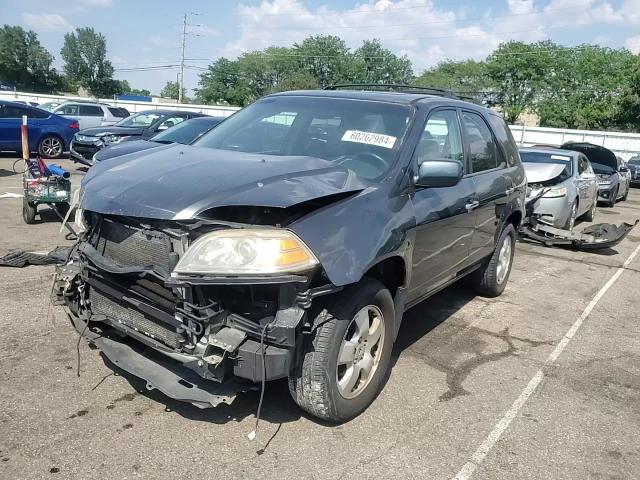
[465,200,480,212]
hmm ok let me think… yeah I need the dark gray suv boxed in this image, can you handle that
[55,86,526,422]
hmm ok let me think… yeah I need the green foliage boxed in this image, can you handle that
[196,36,412,106]
[160,80,185,100]
[0,25,60,92]
[60,27,116,97]
[415,59,490,92]
[617,57,640,130]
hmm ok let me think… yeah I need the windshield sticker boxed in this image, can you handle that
[550,155,571,161]
[341,130,397,149]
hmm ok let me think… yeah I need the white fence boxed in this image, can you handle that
[0,91,239,117]
[509,125,640,160]
[3,90,640,159]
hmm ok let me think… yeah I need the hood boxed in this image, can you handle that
[561,142,617,169]
[80,144,368,220]
[78,125,144,137]
[93,139,165,162]
[523,163,567,183]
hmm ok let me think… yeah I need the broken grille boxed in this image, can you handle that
[90,288,182,349]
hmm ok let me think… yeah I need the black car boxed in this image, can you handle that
[69,109,208,166]
[93,116,225,163]
[628,155,640,186]
[55,87,526,422]
[560,142,630,207]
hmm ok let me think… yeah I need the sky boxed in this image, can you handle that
[3,0,640,96]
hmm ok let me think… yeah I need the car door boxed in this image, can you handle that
[0,104,26,150]
[461,110,509,261]
[79,105,105,128]
[576,155,595,215]
[407,108,476,302]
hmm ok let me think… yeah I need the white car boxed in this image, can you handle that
[51,102,129,129]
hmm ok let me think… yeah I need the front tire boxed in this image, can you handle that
[606,186,618,207]
[583,196,597,222]
[470,224,516,298]
[288,278,394,423]
[563,200,578,230]
[22,198,37,224]
[38,135,64,159]
[621,184,629,201]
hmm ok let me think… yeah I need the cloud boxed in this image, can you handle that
[190,25,221,37]
[22,13,73,31]
[625,36,640,54]
[80,0,113,7]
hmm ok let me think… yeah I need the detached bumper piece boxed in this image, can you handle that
[520,220,638,250]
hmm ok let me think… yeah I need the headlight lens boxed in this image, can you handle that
[542,186,567,198]
[173,229,319,276]
[103,134,126,145]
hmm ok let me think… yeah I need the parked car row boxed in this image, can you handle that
[519,141,634,231]
[0,98,223,161]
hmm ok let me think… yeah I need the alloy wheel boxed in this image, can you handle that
[41,137,62,157]
[496,235,513,285]
[336,305,385,400]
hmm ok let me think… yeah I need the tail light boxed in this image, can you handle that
[70,121,79,130]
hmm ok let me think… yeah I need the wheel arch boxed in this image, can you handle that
[362,255,407,297]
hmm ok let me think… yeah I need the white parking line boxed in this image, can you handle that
[453,241,640,480]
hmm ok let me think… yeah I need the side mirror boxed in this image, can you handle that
[415,160,464,188]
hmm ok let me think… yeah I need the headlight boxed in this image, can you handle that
[103,134,126,145]
[173,229,319,276]
[74,208,87,232]
[542,186,567,198]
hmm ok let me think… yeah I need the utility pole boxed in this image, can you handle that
[179,13,186,104]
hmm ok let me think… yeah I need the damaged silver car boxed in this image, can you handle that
[520,147,598,230]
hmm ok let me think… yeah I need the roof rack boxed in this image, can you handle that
[324,83,460,99]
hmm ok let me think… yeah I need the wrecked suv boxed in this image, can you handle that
[55,87,526,422]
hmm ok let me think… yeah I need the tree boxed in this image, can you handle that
[293,35,352,88]
[486,41,553,124]
[197,58,249,106]
[352,39,413,84]
[0,25,60,92]
[616,56,640,130]
[60,27,115,97]
[415,59,491,94]
[129,88,151,96]
[160,80,185,100]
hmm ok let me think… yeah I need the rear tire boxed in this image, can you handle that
[38,135,64,159]
[470,224,516,298]
[288,278,394,423]
[22,198,37,224]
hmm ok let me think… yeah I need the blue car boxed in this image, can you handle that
[0,100,79,158]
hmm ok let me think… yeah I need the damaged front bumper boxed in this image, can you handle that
[53,214,334,408]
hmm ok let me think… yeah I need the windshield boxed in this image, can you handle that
[628,157,640,165]
[193,96,412,181]
[116,111,161,127]
[151,118,221,144]
[520,151,573,176]
[591,162,615,175]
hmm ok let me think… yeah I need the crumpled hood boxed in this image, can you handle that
[524,163,566,183]
[78,125,144,138]
[80,144,368,220]
[94,139,166,162]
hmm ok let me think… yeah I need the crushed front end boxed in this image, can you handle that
[53,211,329,408]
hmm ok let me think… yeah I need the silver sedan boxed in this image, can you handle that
[521,148,598,230]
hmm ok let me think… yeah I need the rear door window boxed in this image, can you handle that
[79,105,103,116]
[462,111,503,173]
[108,107,128,118]
[27,108,49,119]
[486,114,519,167]
[58,104,79,115]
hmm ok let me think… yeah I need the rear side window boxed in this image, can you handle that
[462,112,503,173]
[27,108,49,119]
[0,105,26,118]
[79,105,103,116]
[486,114,519,167]
[108,107,128,118]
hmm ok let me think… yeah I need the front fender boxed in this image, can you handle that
[289,187,415,287]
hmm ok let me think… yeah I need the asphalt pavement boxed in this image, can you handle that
[0,155,639,480]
